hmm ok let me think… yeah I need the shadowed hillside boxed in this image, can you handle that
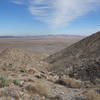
[46,31,100,82]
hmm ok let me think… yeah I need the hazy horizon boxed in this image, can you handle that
[0,33,87,37]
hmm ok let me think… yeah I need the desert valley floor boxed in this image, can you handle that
[0,36,83,55]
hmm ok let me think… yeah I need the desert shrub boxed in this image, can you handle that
[94,78,100,84]
[20,66,27,73]
[53,95,63,100]
[0,75,8,88]
[94,88,100,94]
[47,75,59,83]
[25,84,35,93]
[25,81,48,96]
[71,96,86,100]
[0,88,20,100]
[55,77,82,88]
[5,79,12,87]
[83,90,100,100]
[7,63,16,70]
[34,81,48,96]
[13,79,22,86]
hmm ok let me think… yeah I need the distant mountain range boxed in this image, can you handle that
[0,35,84,38]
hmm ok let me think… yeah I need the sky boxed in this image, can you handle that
[0,0,100,36]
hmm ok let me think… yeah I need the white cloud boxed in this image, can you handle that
[12,0,100,27]
[11,0,25,5]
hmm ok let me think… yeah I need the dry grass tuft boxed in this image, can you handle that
[25,80,48,96]
[83,90,100,100]
[55,77,82,88]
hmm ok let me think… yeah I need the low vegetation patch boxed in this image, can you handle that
[25,81,48,97]
[0,75,10,88]
[13,79,23,87]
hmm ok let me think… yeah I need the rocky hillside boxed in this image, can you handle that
[46,31,100,82]
[0,47,100,100]
[0,48,49,72]
[0,48,86,100]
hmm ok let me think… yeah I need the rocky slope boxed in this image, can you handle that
[0,48,49,72]
[0,48,86,100]
[46,31,100,82]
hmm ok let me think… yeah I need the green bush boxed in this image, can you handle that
[0,75,8,88]
[13,79,22,86]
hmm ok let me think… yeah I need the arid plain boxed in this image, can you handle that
[0,36,83,55]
